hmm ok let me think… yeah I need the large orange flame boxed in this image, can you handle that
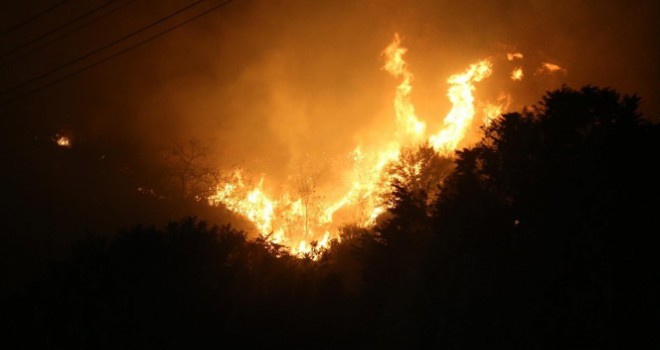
[429,60,493,154]
[210,33,508,258]
[382,33,426,141]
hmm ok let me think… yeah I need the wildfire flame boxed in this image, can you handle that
[539,62,565,74]
[382,33,426,140]
[54,134,71,147]
[212,172,276,237]
[209,33,513,258]
[483,93,511,127]
[428,59,493,153]
[511,67,523,81]
[507,52,523,61]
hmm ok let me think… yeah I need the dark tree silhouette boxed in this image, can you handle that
[424,86,660,348]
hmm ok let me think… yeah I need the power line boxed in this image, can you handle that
[0,0,235,108]
[0,0,119,59]
[1,0,208,97]
[4,0,137,66]
[1,1,71,37]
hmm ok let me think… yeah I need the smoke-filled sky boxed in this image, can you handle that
[2,0,658,189]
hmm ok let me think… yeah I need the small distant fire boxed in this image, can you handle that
[507,52,523,61]
[54,134,71,147]
[511,67,524,81]
[209,34,566,258]
[538,62,566,74]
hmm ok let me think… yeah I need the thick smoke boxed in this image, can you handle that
[131,0,658,180]
[1,0,658,215]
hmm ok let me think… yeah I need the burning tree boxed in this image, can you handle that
[383,143,454,209]
[295,158,325,239]
[206,33,567,256]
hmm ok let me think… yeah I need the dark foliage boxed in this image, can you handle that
[425,86,660,348]
[3,86,658,348]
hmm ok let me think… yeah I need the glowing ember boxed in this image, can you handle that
[511,67,523,81]
[539,62,565,74]
[507,52,523,61]
[210,34,507,258]
[54,134,71,147]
